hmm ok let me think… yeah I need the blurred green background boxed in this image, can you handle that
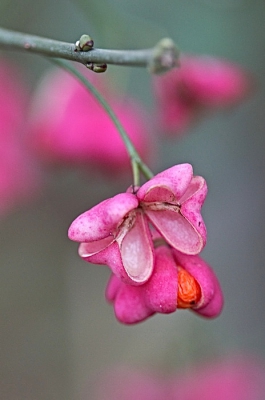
[1,1,265,399]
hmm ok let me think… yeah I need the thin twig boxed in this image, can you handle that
[0,27,179,74]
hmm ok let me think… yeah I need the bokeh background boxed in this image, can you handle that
[1,1,265,399]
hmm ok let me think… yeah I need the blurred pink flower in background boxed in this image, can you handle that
[68,164,207,285]
[90,355,265,400]
[106,244,223,324]
[0,60,41,216]
[170,355,265,400]
[29,67,151,173]
[153,54,251,135]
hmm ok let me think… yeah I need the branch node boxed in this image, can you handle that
[148,37,180,74]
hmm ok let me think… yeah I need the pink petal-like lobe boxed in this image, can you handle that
[68,193,138,242]
[119,211,154,283]
[145,208,204,254]
[137,164,193,202]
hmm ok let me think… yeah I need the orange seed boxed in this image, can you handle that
[177,266,201,309]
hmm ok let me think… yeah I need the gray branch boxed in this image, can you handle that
[0,27,179,74]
